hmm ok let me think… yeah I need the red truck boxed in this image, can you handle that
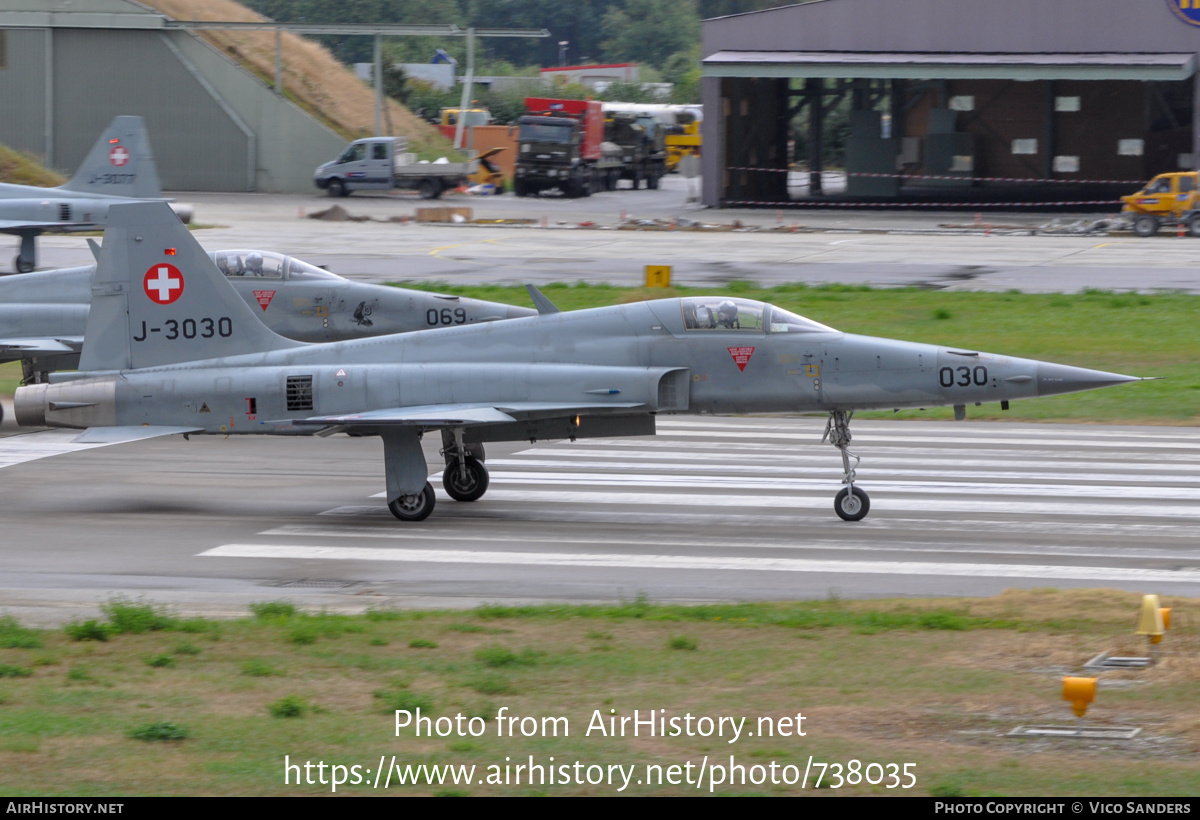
[512,98,625,198]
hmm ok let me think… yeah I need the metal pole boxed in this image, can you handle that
[374,32,383,136]
[453,28,474,151]
[274,27,282,95]
[44,28,53,166]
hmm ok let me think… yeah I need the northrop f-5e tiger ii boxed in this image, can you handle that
[15,202,1145,522]
[0,116,191,274]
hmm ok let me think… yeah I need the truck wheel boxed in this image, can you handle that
[1187,214,1200,237]
[327,178,347,198]
[1132,215,1159,237]
[513,179,528,197]
[418,178,441,200]
[647,171,660,190]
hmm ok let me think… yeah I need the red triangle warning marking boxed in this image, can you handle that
[253,290,276,311]
[727,346,755,372]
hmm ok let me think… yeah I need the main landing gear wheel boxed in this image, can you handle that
[834,486,870,522]
[388,482,436,521]
[14,255,34,274]
[443,456,489,502]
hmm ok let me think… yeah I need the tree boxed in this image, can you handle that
[600,0,700,69]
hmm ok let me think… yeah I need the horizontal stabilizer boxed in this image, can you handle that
[0,337,82,354]
[72,426,201,444]
[295,401,646,428]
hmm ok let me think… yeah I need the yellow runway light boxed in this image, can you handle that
[1062,676,1097,718]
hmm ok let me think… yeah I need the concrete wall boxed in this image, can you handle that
[1,0,349,193]
[167,31,345,193]
[0,28,49,162]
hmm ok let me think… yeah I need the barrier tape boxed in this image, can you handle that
[728,167,1143,186]
[722,199,1123,208]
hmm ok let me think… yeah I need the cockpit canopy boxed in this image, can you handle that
[210,250,340,281]
[680,297,836,334]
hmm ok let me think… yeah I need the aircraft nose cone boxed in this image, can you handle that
[1036,362,1140,397]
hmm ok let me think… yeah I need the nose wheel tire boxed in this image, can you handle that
[388,482,436,521]
[14,256,34,273]
[443,457,489,502]
[834,486,870,522]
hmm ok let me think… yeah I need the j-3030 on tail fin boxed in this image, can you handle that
[59,116,164,200]
[79,201,302,372]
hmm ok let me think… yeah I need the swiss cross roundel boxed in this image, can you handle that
[109,146,131,167]
[144,264,185,305]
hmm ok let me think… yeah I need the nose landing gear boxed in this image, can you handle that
[824,410,870,521]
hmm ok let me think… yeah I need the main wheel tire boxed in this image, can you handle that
[443,456,489,502]
[833,486,870,522]
[327,178,346,198]
[1132,215,1159,237]
[418,178,440,200]
[14,255,34,273]
[388,482,436,521]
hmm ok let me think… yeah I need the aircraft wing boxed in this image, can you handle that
[293,401,647,428]
[72,426,203,444]
[0,337,84,355]
[0,219,98,232]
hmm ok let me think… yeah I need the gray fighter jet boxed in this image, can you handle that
[0,249,536,386]
[15,202,1144,522]
[0,116,191,274]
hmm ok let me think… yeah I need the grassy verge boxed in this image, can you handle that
[0,145,65,188]
[0,590,1195,796]
[394,282,1200,425]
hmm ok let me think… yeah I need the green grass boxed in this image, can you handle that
[0,590,1195,795]
[388,282,1200,425]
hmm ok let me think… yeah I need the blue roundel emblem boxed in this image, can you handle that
[1169,0,1200,26]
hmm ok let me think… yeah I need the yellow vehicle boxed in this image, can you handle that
[665,116,701,173]
[438,107,494,142]
[1120,171,1200,236]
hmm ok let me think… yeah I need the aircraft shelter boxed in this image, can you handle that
[699,0,1200,208]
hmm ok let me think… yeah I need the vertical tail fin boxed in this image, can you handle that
[59,116,163,199]
[78,201,301,373]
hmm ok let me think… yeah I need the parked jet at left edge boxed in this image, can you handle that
[0,116,192,273]
[16,202,1146,523]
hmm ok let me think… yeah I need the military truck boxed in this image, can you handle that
[512,98,626,198]
[604,111,668,190]
[314,136,474,199]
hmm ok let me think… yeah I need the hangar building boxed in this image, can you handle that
[0,0,343,192]
[700,0,1200,207]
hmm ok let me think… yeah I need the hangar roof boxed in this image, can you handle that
[703,0,1200,75]
[702,51,1198,82]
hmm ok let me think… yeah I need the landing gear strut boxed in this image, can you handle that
[824,410,870,521]
[13,231,38,274]
[441,428,490,502]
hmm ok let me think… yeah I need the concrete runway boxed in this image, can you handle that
[21,175,1200,292]
[2,416,1197,624]
[3,182,1197,623]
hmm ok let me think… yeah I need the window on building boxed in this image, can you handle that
[1118,139,1144,156]
[1011,139,1038,155]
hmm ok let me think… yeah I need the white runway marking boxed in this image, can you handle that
[200,544,1200,585]
[193,419,1200,592]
